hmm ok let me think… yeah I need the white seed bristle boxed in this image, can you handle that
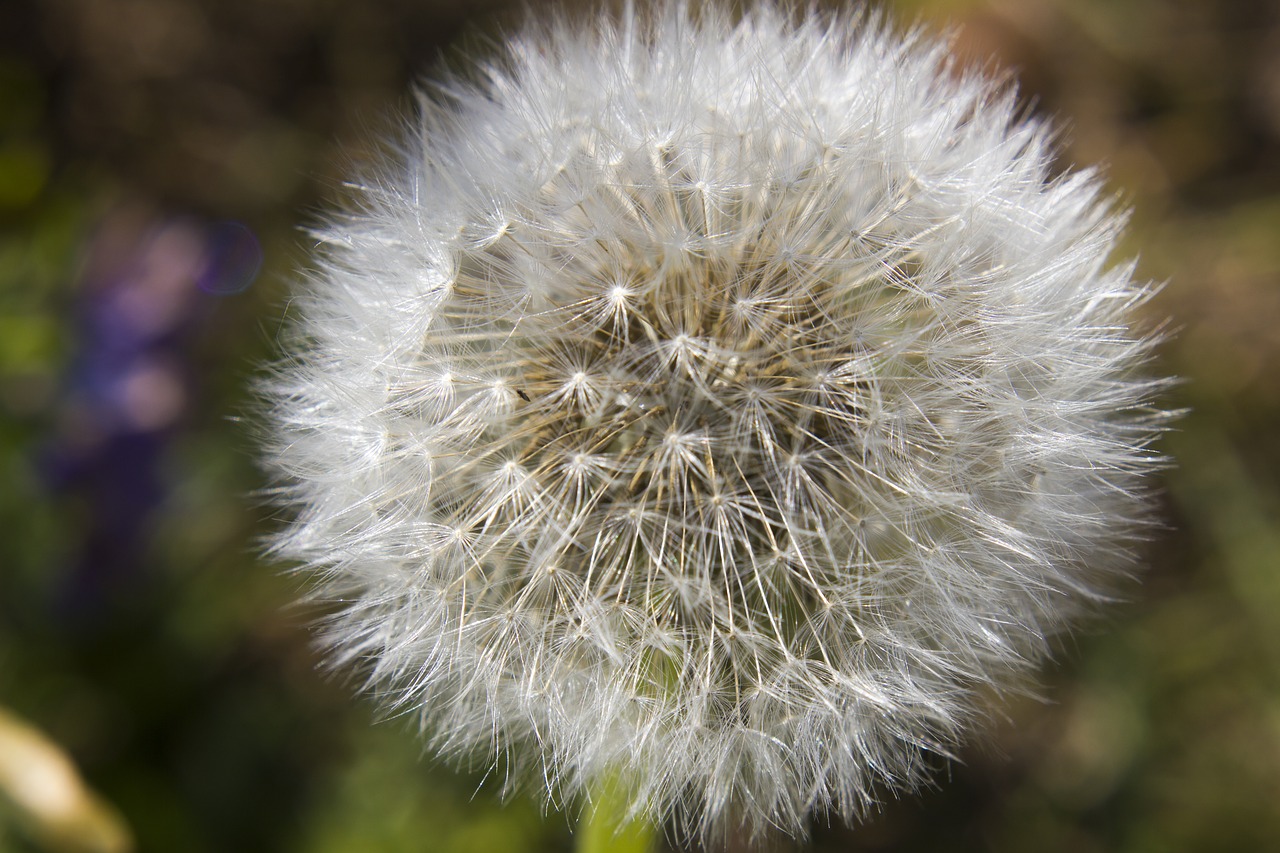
[262,1,1171,843]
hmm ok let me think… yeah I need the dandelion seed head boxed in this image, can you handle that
[264,1,1170,841]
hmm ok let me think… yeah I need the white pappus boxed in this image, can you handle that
[262,0,1171,842]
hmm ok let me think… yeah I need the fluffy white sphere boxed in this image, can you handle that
[264,1,1168,840]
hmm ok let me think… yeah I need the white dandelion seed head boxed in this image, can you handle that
[264,1,1169,841]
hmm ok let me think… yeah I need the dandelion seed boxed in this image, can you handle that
[263,1,1171,842]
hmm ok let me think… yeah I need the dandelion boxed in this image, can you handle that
[263,1,1169,843]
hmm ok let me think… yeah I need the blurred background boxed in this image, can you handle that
[0,0,1276,851]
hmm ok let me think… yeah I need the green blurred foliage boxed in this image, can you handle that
[1,0,1277,851]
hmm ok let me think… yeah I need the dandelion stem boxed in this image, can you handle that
[579,777,657,853]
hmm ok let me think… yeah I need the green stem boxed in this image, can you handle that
[577,777,658,853]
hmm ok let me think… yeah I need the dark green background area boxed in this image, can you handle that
[1,1,1275,851]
